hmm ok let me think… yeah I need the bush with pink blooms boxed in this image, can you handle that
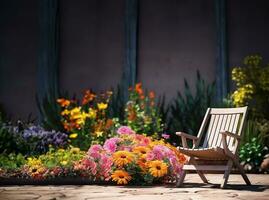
[73,126,186,185]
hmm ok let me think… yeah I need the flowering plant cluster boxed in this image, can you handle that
[125,83,164,138]
[1,126,186,185]
[18,126,68,154]
[22,147,84,180]
[231,55,269,119]
[57,90,120,150]
[73,126,186,185]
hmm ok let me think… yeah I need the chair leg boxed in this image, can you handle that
[233,158,251,185]
[191,159,208,183]
[220,159,233,188]
[176,170,187,187]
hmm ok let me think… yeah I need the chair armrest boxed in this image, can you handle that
[176,132,198,140]
[220,131,240,157]
[176,132,198,148]
[220,131,241,140]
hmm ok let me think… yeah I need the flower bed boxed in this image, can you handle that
[0,126,186,185]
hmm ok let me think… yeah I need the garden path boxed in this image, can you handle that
[0,174,268,200]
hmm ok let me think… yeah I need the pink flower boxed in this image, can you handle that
[103,138,120,153]
[161,133,170,139]
[89,144,103,152]
[82,158,97,175]
[117,126,135,135]
[135,134,151,146]
[152,146,165,160]
[88,144,103,159]
[146,152,155,161]
[169,156,182,174]
[99,154,113,179]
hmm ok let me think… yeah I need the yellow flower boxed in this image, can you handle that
[61,109,70,116]
[147,160,168,178]
[112,151,134,167]
[70,147,80,154]
[61,160,68,166]
[70,107,81,118]
[111,170,131,185]
[69,133,78,139]
[88,108,97,119]
[95,131,103,137]
[97,103,108,110]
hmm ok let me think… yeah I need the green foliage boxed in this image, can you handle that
[124,83,164,137]
[231,54,269,119]
[239,137,268,172]
[36,92,64,132]
[107,85,125,122]
[0,153,26,170]
[169,71,215,144]
[242,120,261,144]
[157,95,169,131]
[0,121,29,155]
[37,147,85,169]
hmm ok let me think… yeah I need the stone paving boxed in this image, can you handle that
[0,174,268,200]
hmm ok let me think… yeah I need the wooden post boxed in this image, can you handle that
[122,0,138,102]
[37,0,60,102]
[215,0,228,102]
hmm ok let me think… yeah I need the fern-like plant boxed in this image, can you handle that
[36,92,64,132]
[168,71,215,144]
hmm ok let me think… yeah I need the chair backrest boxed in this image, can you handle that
[197,107,248,152]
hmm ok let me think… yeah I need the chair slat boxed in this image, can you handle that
[228,114,240,148]
[210,107,247,114]
[208,115,220,147]
[226,114,236,146]
[212,114,224,147]
[202,115,216,148]
[216,114,228,147]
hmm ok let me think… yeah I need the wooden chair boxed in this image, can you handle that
[176,106,251,188]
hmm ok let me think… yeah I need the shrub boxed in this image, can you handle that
[23,147,85,179]
[36,93,65,132]
[169,71,215,144]
[231,54,269,119]
[125,83,164,138]
[0,153,26,171]
[239,137,268,172]
[18,125,68,155]
[68,126,186,185]
[57,90,120,150]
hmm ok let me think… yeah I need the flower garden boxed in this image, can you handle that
[0,55,268,185]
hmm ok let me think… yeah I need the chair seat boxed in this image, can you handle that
[178,146,229,160]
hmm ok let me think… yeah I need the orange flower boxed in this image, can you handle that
[111,170,131,185]
[128,111,137,121]
[112,151,134,167]
[82,90,96,105]
[57,98,70,107]
[135,83,143,95]
[137,155,148,172]
[148,160,168,178]
[133,146,150,155]
[105,119,114,129]
[149,91,155,99]
[140,95,145,100]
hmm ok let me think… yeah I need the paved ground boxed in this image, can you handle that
[0,174,268,200]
